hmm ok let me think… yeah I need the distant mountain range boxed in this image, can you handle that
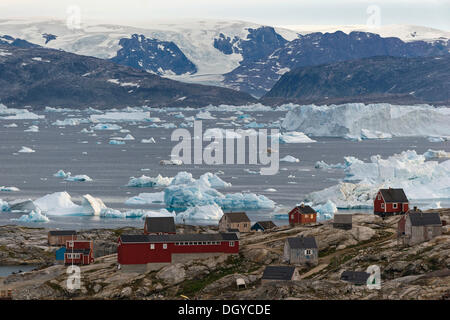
[0,19,448,107]
[262,55,450,106]
[0,41,255,109]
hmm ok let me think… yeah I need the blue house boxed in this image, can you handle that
[55,247,66,263]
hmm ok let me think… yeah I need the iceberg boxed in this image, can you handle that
[65,175,93,182]
[275,132,316,144]
[93,123,122,131]
[33,192,104,216]
[54,170,71,179]
[282,103,450,138]
[52,118,86,126]
[314,161,347,170]
[160,159,183,165]
[4,123,18,128]
[127,175,173,188]
[141,138,156,144]
[109,140,125,145]
[24,125,39,132]
[0,186,20,192]
[18,146,35,153]
[423,149,450,160]
[311,200,338,220]
[110,134,135,141]
[280,155,300,163]
[196,110,216,120]
[125,192,165,205]
[0,199,9,211]
[13,210,49,223]
[176,203,224,222]
[305,150,450,208]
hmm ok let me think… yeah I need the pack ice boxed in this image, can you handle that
[282,103,450,139]
[306,150,450,208]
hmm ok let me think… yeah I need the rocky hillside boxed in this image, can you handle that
[262,55,450,105]
[0,42,255,109]
[0,209,449,300]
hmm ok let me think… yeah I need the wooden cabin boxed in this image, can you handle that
[144,216,176,235]
[283,236,318,266]
[251,221,277,232]
[261,266,300,283]
[288,204,317,226]
[118,233,239,272]
[219,212,251,233]
[374,188,409,217]
[333,214,353,230]
[48,230,77,246]
[64,240,94,265]
[398,209,442,246]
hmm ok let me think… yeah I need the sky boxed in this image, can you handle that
[0,0,449,30]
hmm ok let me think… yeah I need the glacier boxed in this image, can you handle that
[282,103,450,139]
[305,150,450,208]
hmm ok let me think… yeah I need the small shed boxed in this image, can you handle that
[283,236,318,266]
[144,216,176,235]
[340,271,370,285]
[55,247,66,263]
[261,266,299,283]
[398,210,442,245]
[251,221,277,232]
[219,212,251,233]
[288,204,317,226]
[48,230,77,246]
[236,278,247,289]
[333,214,352,230]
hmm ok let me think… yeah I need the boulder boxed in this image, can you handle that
[156,263,186,285]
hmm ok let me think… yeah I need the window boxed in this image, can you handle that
[305,249,312,256]
[381,203,385,209]
[150,244,155,250]
[291,214,294,219]
[68,241,74,248]
[377,194,381,200]
[229,241,235,247]
[393,203,398,209]
[163,244,167,249]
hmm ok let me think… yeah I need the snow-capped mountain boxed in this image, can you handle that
[0,18,448,98]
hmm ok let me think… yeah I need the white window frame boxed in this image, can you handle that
[163,243,167,249]
[377,194,381,200]
[150,244,155,250]
[393,203,398,209]
[381,203,385,209]
[305,249,312,256]
[229,241,235,247]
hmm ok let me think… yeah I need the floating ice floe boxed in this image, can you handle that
[0,104,44,120]
[265,188,277,192]
[314,161,347,170]
[427,136,449,142]
[90,111,150,123]
[13,210,49,223]
[305,150,450,209]
[423,149,450,159]
[4,123,18,128]
[93,123,122,131]
[274,132,316,144]
[24,125,39,132]
[52,118,87,126]
[282,103,450,139]
[127,175,173,188]
[65,175,93,182]
[109,140,126,145]
[110,134,135,141]
[196,111,216,120]
[280,155,300,163]
[0,186,20,192]
[18,146,35,153]
[160,159,183,165]
[141,138,156,144]
[54,170,71,179]
[0,199,9,211]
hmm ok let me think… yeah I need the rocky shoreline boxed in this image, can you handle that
[0,209,449,300]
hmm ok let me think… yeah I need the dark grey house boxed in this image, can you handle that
[251,221,277,232]
[144,216,176,235]
[283,236,318,266]
[333,214,352,230]
[261,266,300,283]
[398,210,442,245]
[340,271,370,285]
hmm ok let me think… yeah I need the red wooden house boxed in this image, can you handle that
[118,233,239,272]
[374,188,409,217]
[64,240,94,265]
[288,204,317,226]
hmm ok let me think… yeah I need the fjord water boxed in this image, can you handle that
[0,109,449,229]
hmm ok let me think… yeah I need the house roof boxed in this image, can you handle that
[286,236,318,249]
[65,248,91,255]
[262,266,296,281]
[144,217,176,233]
[223,212,250,223]
[48,230,77,236]
[340,271,370,285]
[120,233,238,243]
[408,212,441,226]
[294,205,317,214]
[253,221,277,230]
[379,188,408,203]
[333,214,353,224]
